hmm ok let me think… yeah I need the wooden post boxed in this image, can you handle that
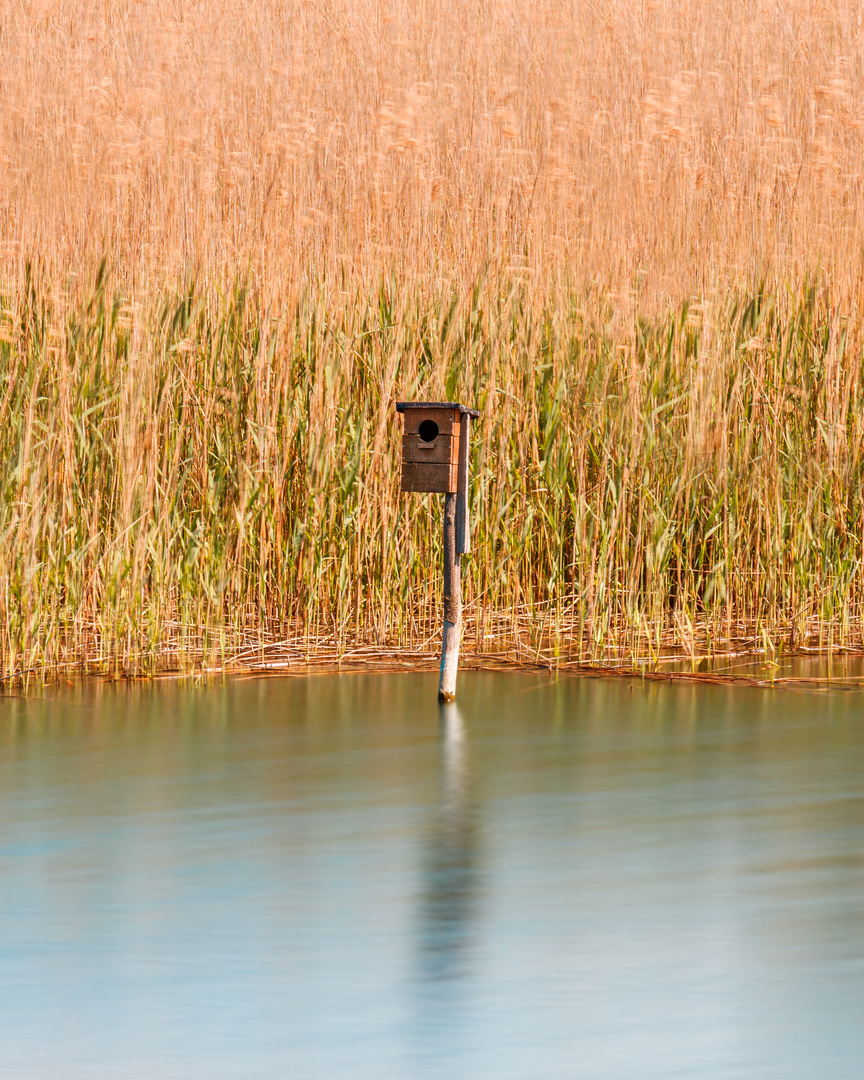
[440,411,471,701]
[438,491,461,702]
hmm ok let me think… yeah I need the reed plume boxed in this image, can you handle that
[2,0,864,679]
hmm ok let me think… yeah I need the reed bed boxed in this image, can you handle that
[3,0,864,681]
[3,273,864,681]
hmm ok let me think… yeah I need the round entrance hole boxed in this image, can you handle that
[418,419,439,442]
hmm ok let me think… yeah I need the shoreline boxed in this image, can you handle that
[6,648,864,694]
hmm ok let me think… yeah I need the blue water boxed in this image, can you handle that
[0,673,862,1078]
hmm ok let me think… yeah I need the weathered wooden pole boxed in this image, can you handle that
[439,490,461,701]
[396,401,479,701]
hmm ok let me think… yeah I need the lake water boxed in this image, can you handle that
[1,673,862,1079]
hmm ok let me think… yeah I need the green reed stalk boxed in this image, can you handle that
[1,266,863,681]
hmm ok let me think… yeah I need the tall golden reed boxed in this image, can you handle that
[4,0,864,297]
[2,0,864,679]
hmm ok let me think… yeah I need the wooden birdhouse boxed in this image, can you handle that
[395,399,480,702]
[396,402,477,493]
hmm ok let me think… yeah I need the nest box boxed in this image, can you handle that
[396,402,479,493]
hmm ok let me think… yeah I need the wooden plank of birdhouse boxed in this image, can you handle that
[455,412,470,554]
[400,460,459,493]
[401,407,460,437]
[401,431,459,465]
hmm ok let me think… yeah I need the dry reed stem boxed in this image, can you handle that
[3,0,864,301]
[3,2,864,683]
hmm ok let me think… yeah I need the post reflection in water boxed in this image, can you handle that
[415,703,481,985]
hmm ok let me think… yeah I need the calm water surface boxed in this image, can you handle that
[1,673,862,1078]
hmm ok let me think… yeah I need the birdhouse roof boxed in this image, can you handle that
[395,401,480,418]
